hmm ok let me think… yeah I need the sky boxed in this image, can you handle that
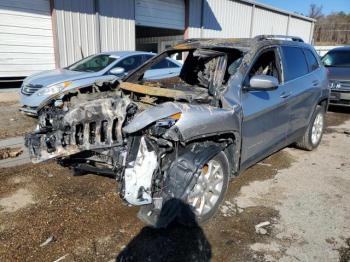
[257,0,350,16]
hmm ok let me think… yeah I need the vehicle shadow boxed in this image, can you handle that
[116,198,212,262]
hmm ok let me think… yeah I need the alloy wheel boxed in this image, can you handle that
[311,112,324,145]
[187,160,224,216]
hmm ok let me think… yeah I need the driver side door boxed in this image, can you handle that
[240,47,290,170]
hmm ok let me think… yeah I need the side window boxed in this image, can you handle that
[248,48,281,83]
[143,54,154,62]
[281,46,309,81]
[117,55,144,72]
[304,49,319,72]
[151,58,179,69]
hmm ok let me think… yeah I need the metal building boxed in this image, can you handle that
[0,0,315,78]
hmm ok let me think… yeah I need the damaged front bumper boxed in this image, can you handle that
[25,96,131,163]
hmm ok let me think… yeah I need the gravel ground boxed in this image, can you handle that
[0,101,36,139]
[0,108,349,261]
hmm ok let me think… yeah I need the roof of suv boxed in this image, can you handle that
[172,36,311,52]
[327,46,350,52]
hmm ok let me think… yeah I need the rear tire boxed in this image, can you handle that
[296,105,325,151]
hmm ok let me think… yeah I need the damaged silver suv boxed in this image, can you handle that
[25,35,329,223]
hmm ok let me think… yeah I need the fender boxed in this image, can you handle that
[123,102,241,143]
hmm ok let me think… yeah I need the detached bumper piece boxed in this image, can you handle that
[124,136,158,205]
[25,97,131,163]
[19,106,38,116]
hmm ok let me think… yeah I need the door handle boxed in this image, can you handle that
[312,80,320,87]
[280,92,292,99]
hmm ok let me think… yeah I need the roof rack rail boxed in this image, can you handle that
[254,35,304,43]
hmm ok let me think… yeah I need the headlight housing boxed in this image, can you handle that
[155,112,182,128]
[36,81,71,96]
[149,112,182,137]
[21,77,29,87]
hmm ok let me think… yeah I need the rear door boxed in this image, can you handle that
[280,46,321,141]
[116,55,145,73]
[240,47,289,168]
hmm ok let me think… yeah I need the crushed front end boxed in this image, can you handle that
[25,42,244,223]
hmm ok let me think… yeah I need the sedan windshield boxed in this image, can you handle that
[322,51,350,67]
[67,54,117,72]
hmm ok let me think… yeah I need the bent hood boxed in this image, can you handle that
[123,102,240,142]
[327,67,350,81]
[24,69,98,87]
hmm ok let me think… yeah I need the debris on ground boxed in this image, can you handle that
[220,201,244,217]
[40,235,55,247]
[0,147,23,160]
[255,221,271,235]
[257,162,272,167]
[52,254,69,262]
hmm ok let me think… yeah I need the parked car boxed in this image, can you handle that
[19,51,182,116]
[25,35,329,224]
[321,46,350,107]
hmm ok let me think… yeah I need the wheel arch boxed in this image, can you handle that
[318,97,329,111]
[184,131,240,177]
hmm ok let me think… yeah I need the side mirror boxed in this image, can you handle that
[109,67,125,76]
[247,75,279,91]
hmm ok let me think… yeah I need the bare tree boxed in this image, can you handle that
[308,4,324,20]
[313,10,350,45]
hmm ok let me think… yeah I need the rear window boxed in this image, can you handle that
[281,46,309,82]
[304,49,319,72]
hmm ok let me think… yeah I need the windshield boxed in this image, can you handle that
[322,51,350,67]
[67,54,117,72]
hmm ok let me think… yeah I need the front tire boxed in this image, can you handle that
[186,151,230,223]
[296,105,325,151]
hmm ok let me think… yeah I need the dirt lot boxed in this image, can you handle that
[0,107,349,262]
[0,101,36,139]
